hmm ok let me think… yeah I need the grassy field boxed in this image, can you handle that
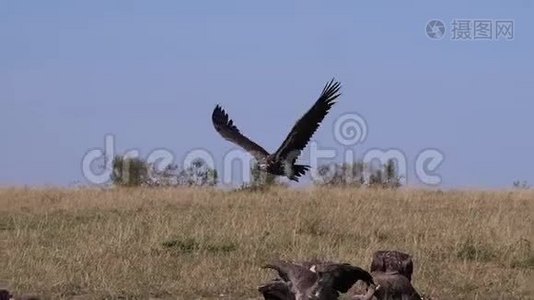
[0,187,533,299]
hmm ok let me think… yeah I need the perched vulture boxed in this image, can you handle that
[369,250,414,282]
[258,259,374,300]
[347,250,422,300]
[212,79,341,181]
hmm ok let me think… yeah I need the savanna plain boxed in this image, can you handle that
[1,187,533,299]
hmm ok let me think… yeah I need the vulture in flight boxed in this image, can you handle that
[212,79,342,181]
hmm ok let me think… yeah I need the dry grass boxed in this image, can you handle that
[0,187,533,299]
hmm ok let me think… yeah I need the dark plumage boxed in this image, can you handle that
[0,290,11,300]
[0,290,40,300]
[370,250,414,282]
[370,272,422,300]
[258,278,295,300]
[212,79,341,182]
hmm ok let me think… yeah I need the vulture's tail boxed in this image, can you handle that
[289,164,310,182]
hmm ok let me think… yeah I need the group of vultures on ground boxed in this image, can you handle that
[258,250,423,300]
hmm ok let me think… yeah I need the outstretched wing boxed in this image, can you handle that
[273,78,341,162]
[262,260,317,292]
[212,105,270,161]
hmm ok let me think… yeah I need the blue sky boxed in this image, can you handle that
[0,1,533,188]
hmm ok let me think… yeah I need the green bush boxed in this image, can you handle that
[314,159,401,189]
[110,155,217,187]
[110,156,149,187]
